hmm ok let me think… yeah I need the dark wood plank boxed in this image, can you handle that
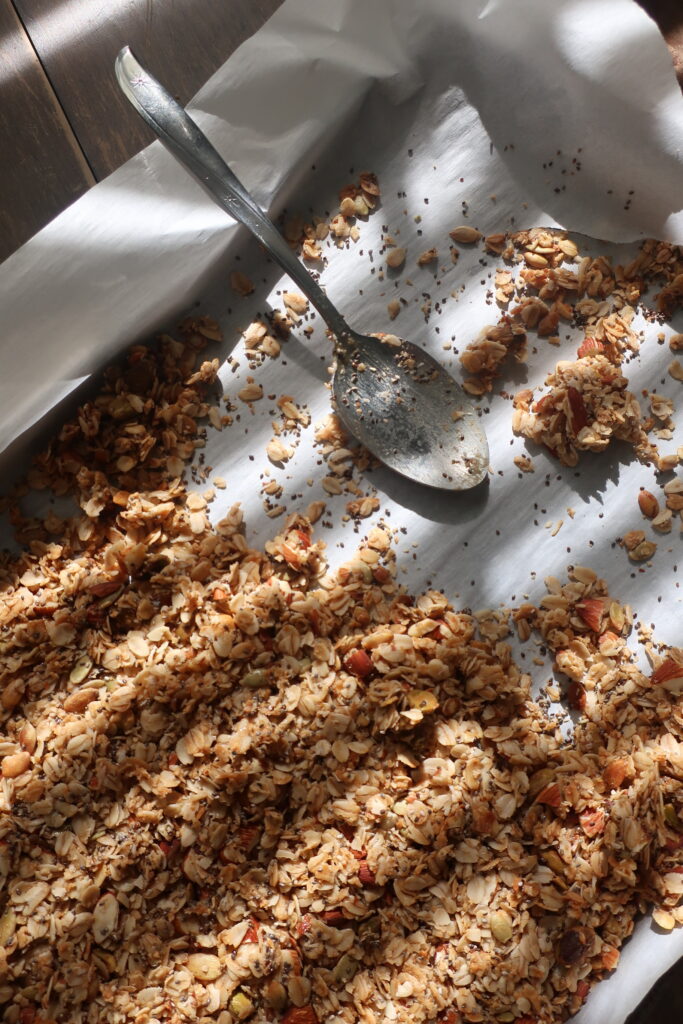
[0,0,93,263]
[639,0,683,82]
[13,0,283,182]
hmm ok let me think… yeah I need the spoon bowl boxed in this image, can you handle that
[115,47,489,490]
[333,331,488,488]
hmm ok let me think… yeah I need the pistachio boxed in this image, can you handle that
[242,670,269,689]
[332,953,359,985]
[664,804,680,829]
[264,979,288,1010]
[229,990,255,1019]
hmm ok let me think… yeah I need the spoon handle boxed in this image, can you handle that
[115,46,352,342]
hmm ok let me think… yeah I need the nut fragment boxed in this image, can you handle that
[417,248,438,266]
[628,540,657,562]
[230,271,254,296]
[652,908,676,931]
[1,752,30,778]
[386,247,407,269]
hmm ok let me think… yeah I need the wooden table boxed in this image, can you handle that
[1,1,683,1021]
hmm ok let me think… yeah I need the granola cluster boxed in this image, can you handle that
[458,230,683,471]
[0,328,682,1024]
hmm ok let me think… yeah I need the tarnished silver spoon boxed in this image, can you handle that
[115,47,488,490]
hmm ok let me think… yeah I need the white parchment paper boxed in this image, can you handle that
[1,0,683,1020]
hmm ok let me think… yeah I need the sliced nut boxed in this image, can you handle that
[621,530,645,552]
[628,539,657,562]
[283,292,309,316]
[652,509,673,533]
[652,908,676,931]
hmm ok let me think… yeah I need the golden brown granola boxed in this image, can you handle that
[0,323,682,1024]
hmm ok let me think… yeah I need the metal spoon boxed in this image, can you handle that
[115,47,489,490]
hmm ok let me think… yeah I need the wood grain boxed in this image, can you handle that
[13,0,283,181]
[0,0,93,263]
[639,0,683,82]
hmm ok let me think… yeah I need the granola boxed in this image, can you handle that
[0,327,681,1024]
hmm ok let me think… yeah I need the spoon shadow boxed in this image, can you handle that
[367,460,490,523]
